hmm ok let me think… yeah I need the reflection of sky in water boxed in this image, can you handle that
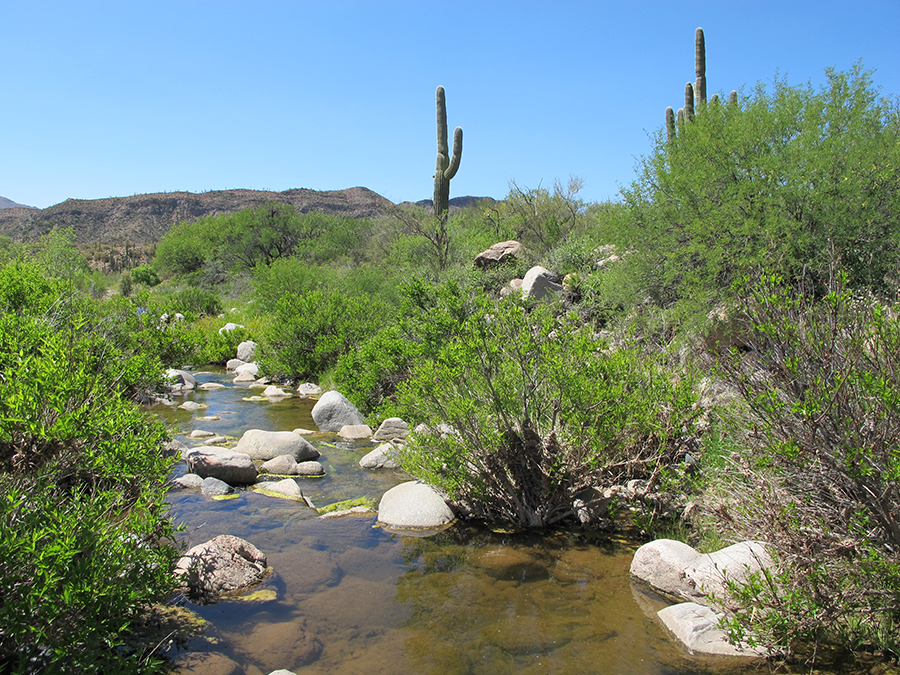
[161,371,758,675]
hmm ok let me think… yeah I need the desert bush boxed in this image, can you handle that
[262,288,389,380]
[130,265,160,287]
[165,287,222,317]
[395,296,700,528]
[711,268,900,656]
[620,65,900,318]
[0,267,177,673]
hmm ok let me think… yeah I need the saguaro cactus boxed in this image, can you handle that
[694,27,707,106]
[433,86,463,220]
[684,82,695,123]
[666,107,676,143]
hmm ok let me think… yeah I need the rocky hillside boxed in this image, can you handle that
[0,187,395,246]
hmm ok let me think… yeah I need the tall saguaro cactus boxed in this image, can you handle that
[433,85,463,220]
[694,27,707,106]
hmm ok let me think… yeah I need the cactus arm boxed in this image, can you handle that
[729,90,738,106]
[666,107,676,143]
[695,27,706,104]
[445,127,463,180]
[684,83,695,122]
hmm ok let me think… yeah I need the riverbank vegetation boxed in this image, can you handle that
[1,61,898,671]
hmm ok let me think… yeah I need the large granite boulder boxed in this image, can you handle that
[520,266,564,300]
[235,429,319,462]
[377,481,455,531]
[473,240,523,268]
[186,448,257,484]
[174,535,268,602]
[311,391,365,432]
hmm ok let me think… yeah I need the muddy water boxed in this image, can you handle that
[159,371,760,675]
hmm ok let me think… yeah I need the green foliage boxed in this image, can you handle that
[623,64,900,317]
[120,271,133,297]
[262,289,389,379]
[395,296,700,528]
[0,265,177,673]
[130,265,160,287]
[165,287,222,317]
[30,227,90,283]
[713,268,900,655]
[154,203,369,283]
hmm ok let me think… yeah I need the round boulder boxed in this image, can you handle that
[311,391,365,432]
[359,443,401,470]
[372,417,409,441]
[235,429,319,462]
[377,481,455,531]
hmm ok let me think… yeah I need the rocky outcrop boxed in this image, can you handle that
[377,481,455,532]
[311,391,365,432]
[235,429,319,462]
[174,535,269,603]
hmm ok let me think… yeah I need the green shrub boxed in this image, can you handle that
[395,296,700,528]
[166,287,222,317]
[262,289,389,379]
[712,269,900,656]
[0,268,177,673]
[130,265,160,287]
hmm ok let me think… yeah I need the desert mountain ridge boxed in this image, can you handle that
[0,188,497,246]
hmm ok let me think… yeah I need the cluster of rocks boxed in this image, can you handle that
[472,239,622,302]
[630,538,773,658]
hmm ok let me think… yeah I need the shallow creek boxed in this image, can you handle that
[156,370,764,675]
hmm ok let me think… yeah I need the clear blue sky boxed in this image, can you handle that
[2,1,898,209]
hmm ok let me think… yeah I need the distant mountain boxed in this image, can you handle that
[0,187,395,246]
[406,196,500,212]
[0,196,36,210]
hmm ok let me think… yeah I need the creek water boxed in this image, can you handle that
[156,370,763,675]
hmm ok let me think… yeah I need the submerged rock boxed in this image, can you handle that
[174,534,268,603]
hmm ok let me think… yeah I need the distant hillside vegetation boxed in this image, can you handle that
[0,187,396,246]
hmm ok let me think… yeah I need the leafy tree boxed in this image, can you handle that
[130,265,160,287]
[620,65,900,315]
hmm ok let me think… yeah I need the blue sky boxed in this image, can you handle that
[2,1,898,209]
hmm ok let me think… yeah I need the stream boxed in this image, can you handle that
[155,369,766,675]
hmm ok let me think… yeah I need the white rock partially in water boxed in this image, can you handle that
[377,481,455,531]
[235,429,319,462]
[263,385,290,398]
[359,443,401,470]
[254,478,304,500]
[174,534,267,602]
[338,424,372,440]
[657,602,766,657]
[226,358,246,372]
[311,391,365,432]
[186,448,257,484]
